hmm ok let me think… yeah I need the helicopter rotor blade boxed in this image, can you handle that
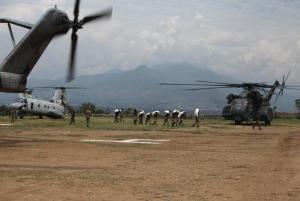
[285,70,291,83]
[284,87,300,91]
[274,92,281,104]
[73,0,80,22]
[195,80,235,85]
[159,82,245,87]
[80,7,112,26]
[32,86,86,90]
[66,0,112,82]
[184,86,237,91]
[67,31,78,82]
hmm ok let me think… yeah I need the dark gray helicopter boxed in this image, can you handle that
[0,0,112,93]
[160,72,300,125]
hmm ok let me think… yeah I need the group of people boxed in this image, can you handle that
[128,108,201,127]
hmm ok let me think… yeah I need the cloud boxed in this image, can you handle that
[0,0,300,84]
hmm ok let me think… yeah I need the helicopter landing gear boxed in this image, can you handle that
[39,115,43,119]
[264,121,271,126]
[234,120,241,125]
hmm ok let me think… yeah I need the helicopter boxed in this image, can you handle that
[0,0,112,93]
[160,72,300,125]
[9,87,81,119]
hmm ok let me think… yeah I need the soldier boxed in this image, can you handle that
[119,108,124,123]
[178,111,186,126]
[171,109,180,127]
[152,111,160,125]
[69,110,76,125]
[85,107,92,127]
[133,108,138,125]
[251,91,263,130]
[192,108,200,127]
[114,109,120,123]
[145,112,151,125]
[163,110,170,126]
[10,108,16,123]
[138,110,145,125]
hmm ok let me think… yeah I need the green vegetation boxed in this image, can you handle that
[0,115,298,133]
[0,105,9,116]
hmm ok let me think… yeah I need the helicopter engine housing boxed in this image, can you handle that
[0,72,26,92]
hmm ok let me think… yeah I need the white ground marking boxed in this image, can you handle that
[0,124,12,126]
[80,139,170,145]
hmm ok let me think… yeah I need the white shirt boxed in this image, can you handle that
[194,108,200,117]
[178,111,186,118]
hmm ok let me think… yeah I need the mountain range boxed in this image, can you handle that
[0,62,298,113]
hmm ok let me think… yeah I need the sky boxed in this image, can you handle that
[1,0,300,83]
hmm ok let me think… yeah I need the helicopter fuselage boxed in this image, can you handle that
[10,96,65,119]
[222,97,273,125]
[0,8,70,93]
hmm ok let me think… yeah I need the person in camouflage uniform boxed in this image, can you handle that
[69,110,76,125]
[10,108,16,123]
[178,111,186,126]
[152,111,160,126]
[85,107,92,127]
[163,110,170,126]
[171,110,180,127]
[138,110,145,125]
[114,109,120,123]
[145,112,151,125]
[250,91,263,130]
[133,108,138,125]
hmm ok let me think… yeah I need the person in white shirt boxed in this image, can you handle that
[138,110,145,125]
[171,109,180,127]
[192,108,200,127]
[145,112,151,125]
[152,111,160,125]
[163,110,170,126]
[178,111,186,126]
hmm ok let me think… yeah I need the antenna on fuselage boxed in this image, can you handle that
[54,5,57,9]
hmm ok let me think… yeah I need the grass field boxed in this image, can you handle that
[0,116,300,201]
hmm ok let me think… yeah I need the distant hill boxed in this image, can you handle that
[0,62,298,112]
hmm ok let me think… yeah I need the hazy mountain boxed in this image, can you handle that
[0,62,298,112]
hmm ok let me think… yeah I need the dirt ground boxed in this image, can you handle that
[0,118,300,201]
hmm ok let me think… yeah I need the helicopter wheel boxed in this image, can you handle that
[234,120,241,125]
[264,121,271,126]
[39,115,43,119]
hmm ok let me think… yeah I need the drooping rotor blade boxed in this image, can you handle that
[74,0,81,22]
[67,31,78,82]
[284,87,300,91]
[159,83,216,86]
[285,85,300,87]
[184,86,237,91]
[32,86,86,90]
[80,7,113,26]
[159,82,244,87]
[195,80,235,85]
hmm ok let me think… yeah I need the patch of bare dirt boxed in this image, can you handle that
[0,123,300,200]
